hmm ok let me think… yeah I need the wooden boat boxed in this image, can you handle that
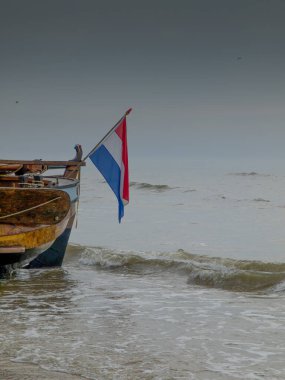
[0,145,85,274]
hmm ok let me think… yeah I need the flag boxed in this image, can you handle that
[88,110,131,222]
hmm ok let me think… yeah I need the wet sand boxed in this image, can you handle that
[0,359,84,380]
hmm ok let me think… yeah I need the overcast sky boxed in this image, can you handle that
[0,0,285,160]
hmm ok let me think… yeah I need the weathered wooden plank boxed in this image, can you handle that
[0,246,25,253]
[0,216,70,249]
[0,164,22,173]
[0,160,86,166]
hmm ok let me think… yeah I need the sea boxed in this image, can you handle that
[1,157,285,380]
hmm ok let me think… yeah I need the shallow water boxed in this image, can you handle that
[1,158,285,379]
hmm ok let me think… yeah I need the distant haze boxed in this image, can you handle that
[0,0,284,160]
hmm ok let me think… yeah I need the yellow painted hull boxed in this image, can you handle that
[0,217,70,250]
[0,188,74,271]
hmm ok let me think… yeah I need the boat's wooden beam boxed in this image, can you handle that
[0,246,25,253]
[0,160,86,167]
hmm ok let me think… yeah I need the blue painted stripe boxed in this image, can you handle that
[90,145,124,222]
[63,186,78,202]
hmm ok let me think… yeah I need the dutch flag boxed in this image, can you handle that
[88,110,131,222]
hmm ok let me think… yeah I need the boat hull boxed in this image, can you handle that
[0,150,83,273]
[25,181,80,268]
[0,242,53,275]
[0,187,75,274]
[26,215,75,268]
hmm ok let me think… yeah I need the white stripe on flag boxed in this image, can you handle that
[103,131,122,167]
[120,162,125,200]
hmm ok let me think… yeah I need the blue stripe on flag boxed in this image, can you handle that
[89,145,124,222]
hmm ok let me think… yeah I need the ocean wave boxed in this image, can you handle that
[130,181,175,192]
[228,172,271,177]
[68,244,285,293]
[183,189,197,193]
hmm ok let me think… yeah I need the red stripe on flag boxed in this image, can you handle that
[115,117,129,203]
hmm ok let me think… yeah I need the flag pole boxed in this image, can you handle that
[83,108,132,162]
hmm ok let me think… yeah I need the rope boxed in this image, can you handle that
[0,196,62,220]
